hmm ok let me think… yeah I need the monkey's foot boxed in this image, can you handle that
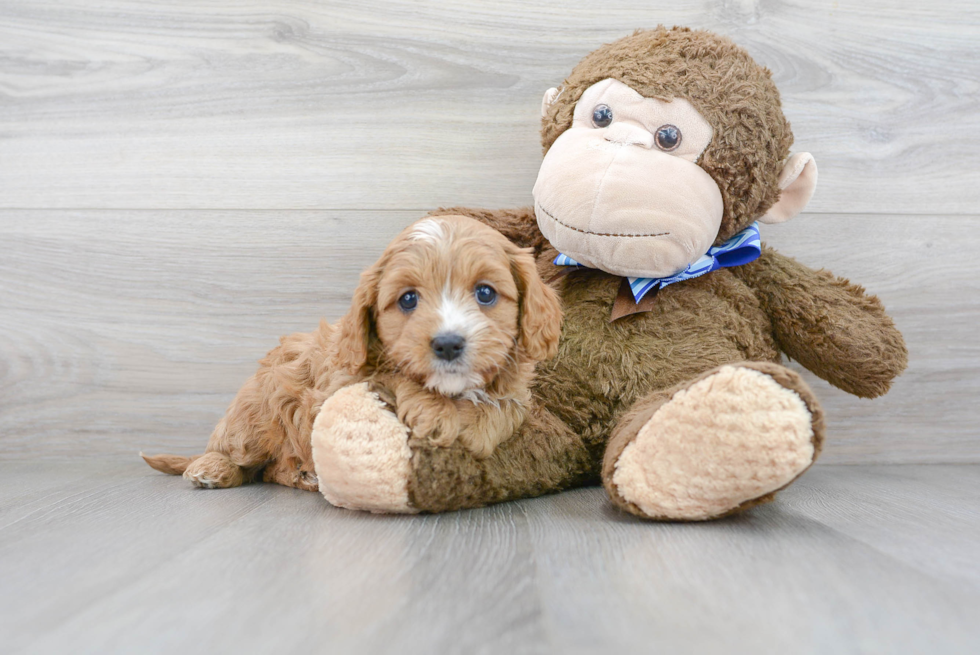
[603,363,824,521]
[311,383,418,514]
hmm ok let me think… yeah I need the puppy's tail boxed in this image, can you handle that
[140,452,200,476]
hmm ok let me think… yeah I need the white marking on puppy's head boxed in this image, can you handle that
[409,218,449,244]
[436,286,483,336]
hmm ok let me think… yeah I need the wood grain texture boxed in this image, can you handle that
[1,0,978,212]
[1,462,978,653]
[1,210,976,463]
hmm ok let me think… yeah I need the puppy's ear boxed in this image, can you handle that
[509,244,562,362]
[335,258,384,375]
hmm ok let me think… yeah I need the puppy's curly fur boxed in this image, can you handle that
[143,215,562,490]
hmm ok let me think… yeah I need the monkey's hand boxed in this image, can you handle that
[733,246,908,398]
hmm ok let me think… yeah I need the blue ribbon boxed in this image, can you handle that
[554,222,762,303]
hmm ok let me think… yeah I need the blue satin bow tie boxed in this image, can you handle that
[554,222,762,303]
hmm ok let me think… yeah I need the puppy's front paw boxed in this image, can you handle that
[456,398,526,459]
[311,383,417,514]
[456,427,500,460]
[398,399,460,448]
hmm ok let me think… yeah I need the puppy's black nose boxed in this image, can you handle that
[431,334,466,362]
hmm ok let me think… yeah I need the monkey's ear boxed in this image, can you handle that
[759,153,818,224]
[541,87,560,118]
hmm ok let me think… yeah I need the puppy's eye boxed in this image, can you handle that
[592,104,613,128]
[655,124,681,151]
[474,284,497,306]
[398,290,418,312]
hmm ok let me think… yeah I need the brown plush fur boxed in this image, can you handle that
[416,203,906,515]
[143,216,562,487]
[732,248,908,398]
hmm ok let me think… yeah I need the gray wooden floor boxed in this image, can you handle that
[2,462,978,654]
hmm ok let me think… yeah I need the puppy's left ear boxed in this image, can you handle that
[509,245,562,361]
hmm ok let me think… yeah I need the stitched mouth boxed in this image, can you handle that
[536,202,670,239]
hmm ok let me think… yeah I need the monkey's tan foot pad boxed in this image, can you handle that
[611,366,816,521]
[183,452,245,489]
[311,382,418,514]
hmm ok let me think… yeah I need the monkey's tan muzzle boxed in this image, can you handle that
[533,128,724,279]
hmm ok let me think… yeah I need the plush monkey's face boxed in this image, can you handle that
[533,79,723,278]
[533,58,818,280]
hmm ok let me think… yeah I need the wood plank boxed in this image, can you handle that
[2,461,979,653]
[1,1,977,213]
[1,210,976,463]
[520,467,980,654]
[783,465,980,592]
[0,461,548,654]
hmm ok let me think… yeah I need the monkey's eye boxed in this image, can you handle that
[591,104,613,128]
[398,290,418,312]
[474,284,497,306]
[654,124,681,151]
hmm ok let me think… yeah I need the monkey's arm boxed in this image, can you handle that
[733,246,908,399]
[428,206,545,250]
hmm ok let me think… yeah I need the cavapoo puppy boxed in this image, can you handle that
[143,215,562,490]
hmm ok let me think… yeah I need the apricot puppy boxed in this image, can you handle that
[143,215,562,489]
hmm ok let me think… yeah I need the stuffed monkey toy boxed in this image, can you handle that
[311,26,908,520]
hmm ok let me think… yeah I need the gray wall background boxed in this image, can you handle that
[2,1,977,463]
